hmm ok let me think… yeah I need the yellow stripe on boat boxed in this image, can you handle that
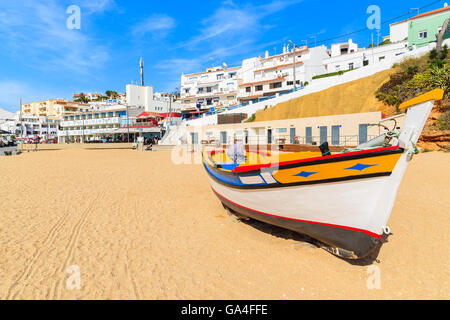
[399,89,444,111]
[273,153,402,184]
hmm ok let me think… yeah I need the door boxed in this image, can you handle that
[331,125,340,146]
[220,131,227,145]
[244,130,249,145]
[359,124,368,145]
[320,126,328,145]
[306,127,312,144]
[290,128,296,144]
[191,132,199,145]
[267,129,272,144]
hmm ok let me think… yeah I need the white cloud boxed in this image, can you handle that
[132,14,176,39]
[180,0,303,49]
[0,0,110,74]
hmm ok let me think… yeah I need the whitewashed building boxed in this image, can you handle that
[323,39,409,72]
[237,45,329,103]
[126,84,181,113]
[0,113,59,140]
[180,66,241,112]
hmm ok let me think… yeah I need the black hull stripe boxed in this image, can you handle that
[214,189,382,259]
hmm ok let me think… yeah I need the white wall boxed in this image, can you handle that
[324,41,409,72]
[390,21,409,43]
[126,84,154,110]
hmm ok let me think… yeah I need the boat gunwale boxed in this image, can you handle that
[205,146,404,176]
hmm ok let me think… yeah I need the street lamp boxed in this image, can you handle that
[288,40,299,91]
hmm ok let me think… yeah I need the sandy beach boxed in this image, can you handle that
[0,149,448,300]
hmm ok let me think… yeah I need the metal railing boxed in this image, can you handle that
[196,134,377,148]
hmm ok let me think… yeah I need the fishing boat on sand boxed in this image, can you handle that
[202,89,444,260]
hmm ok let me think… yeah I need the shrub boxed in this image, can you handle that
[245,114,256,123]
[437,110,450,131]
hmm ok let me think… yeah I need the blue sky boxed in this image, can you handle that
[0,0,446,112]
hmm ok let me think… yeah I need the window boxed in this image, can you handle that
[255,85,263,91]
[287,81,294,86]
[349,63,354,70]
[335,65,341,71]
[379,56,385,61]
[270,82,282,89]
[198,88,204,93]
[276,128,287,133]
[217,74,224,80]
[418,30,428,39]
[207,87,212,93]
[246,87,251,93]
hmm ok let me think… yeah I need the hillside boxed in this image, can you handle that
[254,68,395,122]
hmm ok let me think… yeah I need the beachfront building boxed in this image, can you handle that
[323,39,409,72]
[180,66,241,119]
[237,45,329,104]
[186,111,393,148]
[58,105,146,143]
[390,4,450,49]
[21,99,88,120]
[0,113,60,142]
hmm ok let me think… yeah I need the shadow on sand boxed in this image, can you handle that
[226,209,382,267]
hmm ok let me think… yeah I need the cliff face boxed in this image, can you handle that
[417,99,450,151]
[254,69,395,122]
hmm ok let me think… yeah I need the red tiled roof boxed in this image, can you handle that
[137,112,182,119]
[238,94,265,100]
[391,6,450,25]
[254,61,303,73]
[239,76,286,87]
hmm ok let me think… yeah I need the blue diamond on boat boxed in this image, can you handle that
[294,171,318,178]
[346,164,377,171]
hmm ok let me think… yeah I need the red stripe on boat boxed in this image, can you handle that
[212,188,382,239]
[232,146,401,173]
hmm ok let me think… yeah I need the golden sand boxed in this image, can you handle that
[255,69,395,122]
[0,149,449,300]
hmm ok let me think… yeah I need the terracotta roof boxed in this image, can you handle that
[184,66,240,77]
[391,6,450,25]
[254,61,303,73]
[238,94,264,100]
[239,76,286,87]
[259,48,309,61]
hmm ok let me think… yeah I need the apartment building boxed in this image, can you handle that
[237,46,329,104]
[21,99,88,119]
[0,114,60,140]
[58,105,146,143]
[180,66,241,114]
